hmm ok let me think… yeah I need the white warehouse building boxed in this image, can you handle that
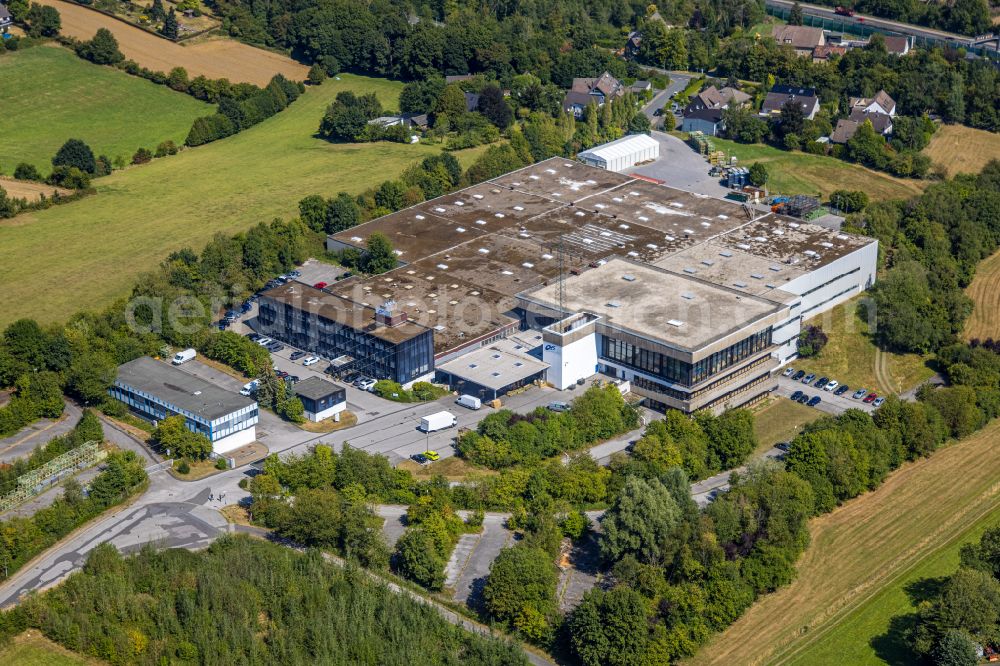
[577,133,659,172]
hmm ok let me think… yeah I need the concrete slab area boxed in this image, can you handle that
[377,505,408,549]
[452,513,513,608]
[444,532,481,589]
[557,533,602,612]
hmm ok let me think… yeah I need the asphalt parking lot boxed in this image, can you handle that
[624,131,730,197]
[773,373,877,415]
[450,513,513,608]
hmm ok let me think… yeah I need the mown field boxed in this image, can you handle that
[706,137,927,201]
[791,295,935,395]
[0,74,487,327]
[962,248,1000,341]
[0,631,95,665]
[923,123,1000,179]
[0,45,211,175]
[0,177,71,202]
[35,0,308,85]
[687,417,1000,666]
[751,397,819,453]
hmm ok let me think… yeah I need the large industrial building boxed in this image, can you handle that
[259,157,877,413]
[111,357,258,453]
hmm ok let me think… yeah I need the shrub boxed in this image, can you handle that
[14,163,41,181]
[131,147,153,165]
[798,325,829,358]
[215,457,228,470]
[176,460,191,474]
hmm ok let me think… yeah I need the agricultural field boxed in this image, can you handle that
[0,631,95,665]
[35,0,308,85]
[923,123,1000,178]
[706,137,927,201]
[0,45,211,175]
[0,74,488,327]
[0,177,71,202]
[963,248,1000,341]
[791,295,935,395]
[689,418,1000,666]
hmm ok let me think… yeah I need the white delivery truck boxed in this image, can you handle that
[172,348,197,365]
[420,411,458,432]
[456,395,482,410]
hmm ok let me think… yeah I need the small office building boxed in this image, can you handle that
[435,338,549,400]
[292,376,347,422]
[111,356,258,454]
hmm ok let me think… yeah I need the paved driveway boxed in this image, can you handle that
[449,513,513,608]
[0,402,82,464]
[625,132,730,197]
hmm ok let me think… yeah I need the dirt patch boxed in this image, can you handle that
[0,177,72,202]
[36,0,308,85]
[298,411,358,433]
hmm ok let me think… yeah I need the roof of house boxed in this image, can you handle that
[848,108,893,132]
[115,356,256,422]
[632,80,651,91]
[402,112,429,127]
[771,25,825,50]
[293,376,345,401]
[849,90,896,114]
[761,86,819,115]
[830,119,859,144]
[812,44,847,60]
[683,107,724,124]
[883,35,910,54]
[562,90,595,110]
[570,71,623,98]
[0,5,11,20]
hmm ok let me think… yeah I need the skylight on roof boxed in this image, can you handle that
[415,214,425,220]
[607,300,622,308]
[720,250,733,257]
[683,267,696,274]
[434,207,446,213]
[456,227,466,232]
[701,260,714,266]
[734,281,748,288]
[667,319,684,327]
[622,274,636,282]
[681,292,695,300]
[437,264,448,270]
[751,273,764,279]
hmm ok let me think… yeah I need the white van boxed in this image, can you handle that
[456,395,482,410]
[172,348,196,365]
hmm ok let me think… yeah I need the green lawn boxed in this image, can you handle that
[0,632,95,665]
[752,397,820,453]
[0,45,212,174]
[0,73,487,326]
[705,137,927,201]
[792,295,935,396]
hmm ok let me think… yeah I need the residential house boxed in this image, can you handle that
[771,25,826,56]
[0,4,11,31]
[882,35,912,55]
[812,44,847,62]
[681,85,752,136]
[760,84,821,120]
[562,90,595,118]
[625,31,643,58]
[631,80,652,95]
[849,89,896,116]
[570,71,625,105]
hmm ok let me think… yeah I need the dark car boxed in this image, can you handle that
[834,385,850,396]
[267,343,285,353]
[814,376,829,388]
[653,108,663,116]
[793,370,806,381]
[290,351,307,360]
[797,393,810,404]
[246,332,260,341]
[808,396,822,407]
[217,322,229,330]
[287,375,300,384]
[791,390,803,401]
[342,370,360,383]
[275,370,289,379]
[775,442,790,452]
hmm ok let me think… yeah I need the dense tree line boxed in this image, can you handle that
[456,385,641,469]
[186,74,304,146]
[855,160,1000,353]
[0,536,527,664]
[0,450,146,584]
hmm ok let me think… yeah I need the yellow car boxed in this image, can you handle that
[424,450,440,461]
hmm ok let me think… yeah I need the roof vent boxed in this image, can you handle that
[607,300,622,308]
[683,267,697,274]
[622,274,637,282]
[193,391,202,396]
[734,281,748,288]
[681,292,695,300]
[720,250,733,258]
[751,273,764,279]
[667,319,684,327]
[701,260,714,266]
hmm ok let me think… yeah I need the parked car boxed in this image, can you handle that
[267,343,285,353]
[256,337,273,346]
[853,388,868,399]
[286,375,300,384]
[863,392,878,404]
[793,370,806,381]
[358,378,377,391]
[775,442,790,452]
[808,396,822,407]
[653,108,663,116]
[547,401,571,412]
[275,370,289,379]
[791,390,803,401]
[342,371,360,384]
[423,450,440,461]
[290,351,306,360]
[782,367,796,377]
[873,397,885,407]
[302,356,320,366]
[411,453,430,465]
[834,385,850,396]
[815,376,829,388]
[824,380,839,392]
[240,380,259,396]
[314,282,328,289]
[217,321,229,330]
[802,373,816,384]
[246,332,260,341]
[797,393,810,404]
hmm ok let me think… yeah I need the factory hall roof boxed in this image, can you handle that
[116,357,256,421]
[318,157,876,355]
[436,337,549,391]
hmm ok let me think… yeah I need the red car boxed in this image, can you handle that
[835,5,855,16]
[863,392,878,404]
[313,281,328,289]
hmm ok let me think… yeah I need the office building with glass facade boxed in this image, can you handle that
[111,356,258,453]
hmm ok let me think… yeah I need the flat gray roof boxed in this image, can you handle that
[437,338,549,391]
[116,357,256,421]
[523,258,788,351]
[293,376,345,401]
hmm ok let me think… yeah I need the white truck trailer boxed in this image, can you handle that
[419,411,457,432]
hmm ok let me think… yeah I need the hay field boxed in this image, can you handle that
[687,418,1000,666]
[35,0,308,85]
[0,177,71,202]
[923,123,1000,179]
[963,249,1000,341]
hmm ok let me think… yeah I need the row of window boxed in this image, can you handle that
[631,353,774,403]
